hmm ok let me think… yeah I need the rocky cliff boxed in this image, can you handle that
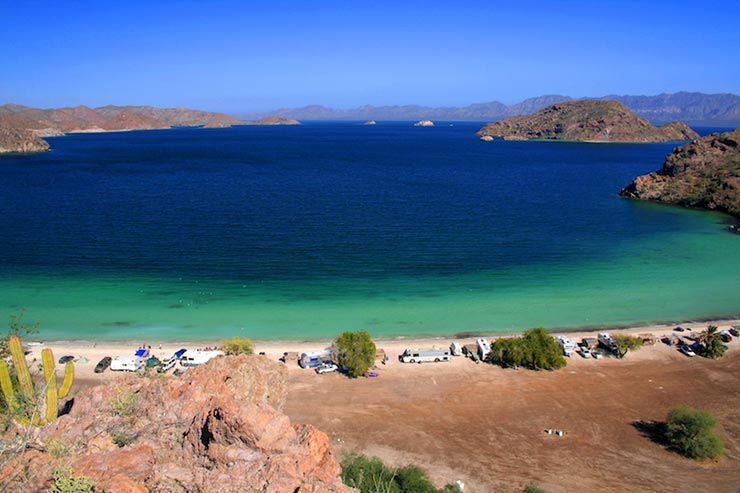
[0,104,242,153]
[0,116,51,153]
[0,355,354,493]
[476,100,699,143]
[620,129,740,218]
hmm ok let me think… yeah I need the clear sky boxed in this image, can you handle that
[1,0,738,113]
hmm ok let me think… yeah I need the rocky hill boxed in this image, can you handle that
[0,104,242,153]
[0,116,51,153]
[0,355,354,493]
[245,115,301,125]
[620,128,740,218]
[475,100,699,143]
[243,92,740,125]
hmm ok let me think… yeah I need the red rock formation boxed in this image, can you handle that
[477,100,699,143]
[0,115,50,153]
[0,355,354,493]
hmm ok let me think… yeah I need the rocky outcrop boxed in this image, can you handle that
[246,115,301,125]
[620,129,740,218]
[0,116,50,153]
[0,355,354,493]
[414,120,434,127]
[476,100,699,143]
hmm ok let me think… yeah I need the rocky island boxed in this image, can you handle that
[246,115,301,125]
[0,103,242,154]
[414,119,434,127]
[476,100,699,143]
[620,128,740,222]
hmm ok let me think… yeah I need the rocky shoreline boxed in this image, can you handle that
[620,128,740,221]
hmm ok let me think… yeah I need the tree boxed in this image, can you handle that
[612,334,644,359]
[665,406,724,460]
[221,336,254,355]
[340,454,461,493]
[489,328,566,370]
[334,330,376,378]
[0,310,39,360]
[699,325,726,359]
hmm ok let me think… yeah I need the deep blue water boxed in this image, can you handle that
[0,122,738,340]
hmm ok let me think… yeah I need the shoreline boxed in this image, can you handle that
[24,317,740,386]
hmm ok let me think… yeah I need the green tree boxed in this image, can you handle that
[665,406,724,460]
[0,310,39,360]
[221,336,254,356]
[612,334,644,359]
[395,465,438,493]
[699,325,726,359]
[489,328,566,370]
[334,330,376,378]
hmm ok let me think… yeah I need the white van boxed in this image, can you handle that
[180,350,224,367]
[476,338,491,359]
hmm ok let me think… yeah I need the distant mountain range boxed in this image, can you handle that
[243,92,740,126]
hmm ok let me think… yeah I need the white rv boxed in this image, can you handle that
[180,350,224,367]
[110,355,144,372]
[556,336,576,357]
[299,349,334,369]
[449,342,463,356]
[399,348,451,363]
[598,332,617,352]
[476,338,491,360]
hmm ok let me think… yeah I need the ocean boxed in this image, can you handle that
[0,122,737,341]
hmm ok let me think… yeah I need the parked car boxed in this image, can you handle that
[673,326,685,332]
[94,356,112,373]
[592,350,602,360]
[729,327,740,338]
[58,355,74,364]
[661,336,674,346]
[679,344,696,357]
[579,347,591,358]
[363,371,379,378]
[719,331,733,343]
[315,362,338,374]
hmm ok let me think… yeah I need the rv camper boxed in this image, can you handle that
[180,349,224,367]
[399,348,451,363]
[299,349,334,369]
[159,348,187,373]
[477,338,491,360]
[110,355,144,372]
[598,332,617,353]
[556,336,576,357]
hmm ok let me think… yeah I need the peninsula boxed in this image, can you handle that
[476,100,698,143]
[620,128,740,219]
[0,103,242,154]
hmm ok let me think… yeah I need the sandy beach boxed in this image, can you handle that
[23,319,740,492]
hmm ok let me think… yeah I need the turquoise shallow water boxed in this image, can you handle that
[0,123,738,341]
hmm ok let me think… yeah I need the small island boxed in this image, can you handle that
[363,120,377,125]
[620,128,740,222]
[414,119,434,127]
[476,100,698,143]
[246,115,301,125]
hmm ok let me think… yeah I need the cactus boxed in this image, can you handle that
[0,336,74,426]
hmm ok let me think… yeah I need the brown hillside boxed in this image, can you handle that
[477,100,698,142]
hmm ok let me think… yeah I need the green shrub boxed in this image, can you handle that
[111,430,137,448]
[334,330,376,378]
[665,406,724,460]
[48,467,95,493]
[490,328,566,370]
[221,336,254,356]
[613,334,644,358]
[524,484,547,493]
[340,454,460,493]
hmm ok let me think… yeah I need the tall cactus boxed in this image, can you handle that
[0,336,74,426]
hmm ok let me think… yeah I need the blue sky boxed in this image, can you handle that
[1,0,738,113]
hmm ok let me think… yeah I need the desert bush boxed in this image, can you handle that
[48,467,95,493]
[613,334,644,358]
[334,330,376,378]
[665,405,724,460]
[111,430,137,448]
[341,454,461,493]
[523,484,547,493]
[110,388,139,416]
[221,336,254,355]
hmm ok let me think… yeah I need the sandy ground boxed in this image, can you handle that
[24,320,740,492]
